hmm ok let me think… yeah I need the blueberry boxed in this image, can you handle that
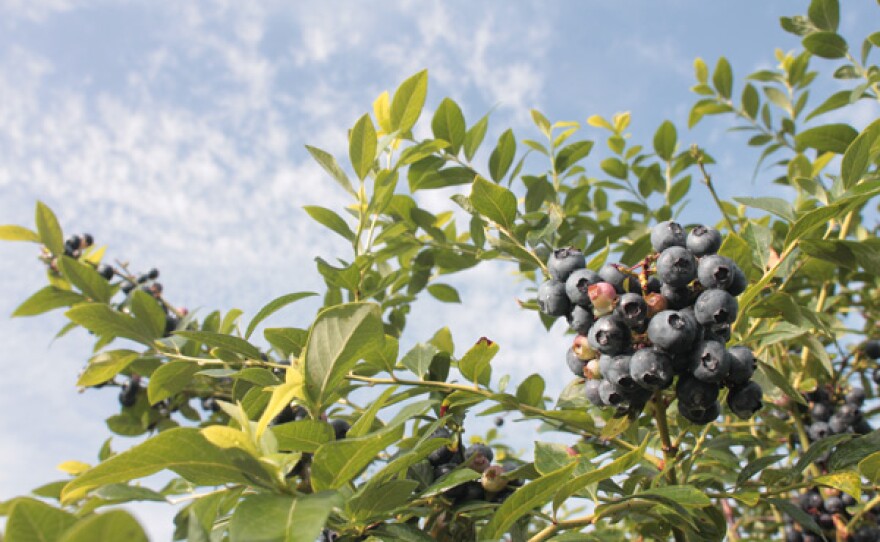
[588,315,631,355]
[623,385,653,415]
[598,354,615,377]
[676,374,720,410]
[629,347,674,390]
[703,322,731,344]
[164,314,179,336]
[694,289,739,326]
[828,415,850,434]
[537,280,570,317]
[697,255,736,290]
[457,481,486,503]
[121,281,135,294]
[427,428,455,466]
[679,401,720,425]
[565,268,602,306]
[874,367,880,385]
[585,379,604,406]
[147,268,160,280]
[567,305,595,335]
[603,354,638,390]
[835,404,859,425]
[598,263,638,294]
[65,234,82,251]
[799,490,823,511]
[690,340,732,384]
[97,264,115,281]
[434,463,468,500]
[201,397,220,412]
[854,526,880,542]
[726,345,756,386]
[810,402,832,422]
[615,293,649,332]
[660,283,692,310]
[566,348,586,377]
[647,310,697,354]
[651,221,686,252]
[784,526,803,542]
[823,496,844,514]
[862,339,880,359]
[845,387,865,406]
[853,418,873,434]
[118,378,140,407]
[548,248,586,282]
[646,276,662,293]
[686,225,722,257]
[656,246,697,287]
[598,379,629,407]
[271,403,308,426]
[82,233,94,247]
[808,421,831,441]
[465,443,494,473]
[841,493,856,507]
[727,381,762,419]
[678,306,703,344]
[816,513,834,530]
[726,266,748,296]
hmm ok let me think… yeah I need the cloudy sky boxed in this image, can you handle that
[1,1,878,539]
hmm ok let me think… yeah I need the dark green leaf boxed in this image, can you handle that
[600,157,627,179]
[653,120,677,161]
[348,479,419,521]
[829,431,880,471]
[757,361,807,405]
[732,197,796,222]
[741,84,760,118]
[390,70,428,133]
[129,289,166,339]
[272,420,336,453]
[841,118,880,188]
[808,0,839,31]
[148,361,200,404]
[802,31,848,59]
[311,425,403,491]
[66,304,154,345]
[712,57,733,99]
[349,113,377,180]
[264,327,308,358]
[805,90,851,121]
[5,497,76,542]
[427,283,461,303]
[554,140,594,173]
[245,292,317,340]
[768,498,823,536]
[515,374,545,407]
[552,441,647,510]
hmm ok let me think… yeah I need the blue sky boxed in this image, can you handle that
[1,1,878,539]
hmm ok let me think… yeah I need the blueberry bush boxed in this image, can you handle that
[2,1,880,540]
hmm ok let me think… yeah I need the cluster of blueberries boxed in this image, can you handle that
[785,489,880,541]
[427,428,518,505]
[802,385,873,445]
[537,221,762,423]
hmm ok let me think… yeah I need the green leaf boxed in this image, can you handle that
[400,342,440,379]
[426,283,461,303]
[348,479,420,521]
[245,292,316,340]
[58,510,148,542]
[859,451,880,484]
[12,286,85,317]
[432,98,466,154]
[808,0,839,31]
[600,157,627,179]
[796,123,858,154]
[554,140,594,173]
[805,90,851,121]
[57,256,113,303]
[228,491,341,542]
[757,361,807,405]
[310,425,403,491]
[6,497,76,542]
[469,176,517,231]
[0,224,40,242]
[349,113,377,180]
[458,337,498,386]
[534,442,575,475]
[815,471,861,500]
[147,361,200,404]
[305,145,356,198]
[419,468,479,498]
[264,327,308,358]
[91,483,167,503]
[841,118,880,188]
[802,31,848,59]
[303,303,384,411]
[768,498,823,536]
[829,431,880,471]
[464,114,489,162]
[653,120,677,161]
[552,440,647,510]
[636,486,711,508]
[694,58,708,83]
[390,70,428,133]
[488,129,516,182]
[515,374,545,407]
[61,427,274,503]
[303,206,356,243]
[712,57,733,99]
[736,454,785,486]
[129,289,166,339]
[480,461,578,540]
[174,330,262,359]
[733,197,796,222]
[77,350,139,387]
[273,420,336,453]
[66,304,155,346]
[35,201,64,255]
[741,84,760,118]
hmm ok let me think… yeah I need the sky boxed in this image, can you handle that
[0,1,878,539]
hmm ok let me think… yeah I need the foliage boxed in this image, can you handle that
[1,1,880,540]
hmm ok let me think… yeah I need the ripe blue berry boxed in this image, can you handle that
[726,266,748,296]
[845,387,865,406]
[603,354,638,390]
[567,305,594,335]
[862,339,880,359]
[566,348,586,377]
[585,379,604,406]
[808,421,831,441]
[679,401,720,425]
[330,419,350,440]
[727,381,763,419]
[615,293,649,332]
[726,345,756,386]
[694,289,739,326]
[465,444,494,473]
[656,246,697,287]
[598,379,629,407]
[677,374,720,410]
[97,264,114,281]
[810,402,832,422]
[598,263,638,294]
[647,310,698,354]
[588,315,631,355]
[565,268,602,306]
[548,248,586,282]
[697,255,736,290]
[537,280,570,317]
[651,221,686,252]
[690,340,731,383]
[660,283,692,310]
[686,225,721,257]
[630,347,673,390]
[823,496,844,514]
